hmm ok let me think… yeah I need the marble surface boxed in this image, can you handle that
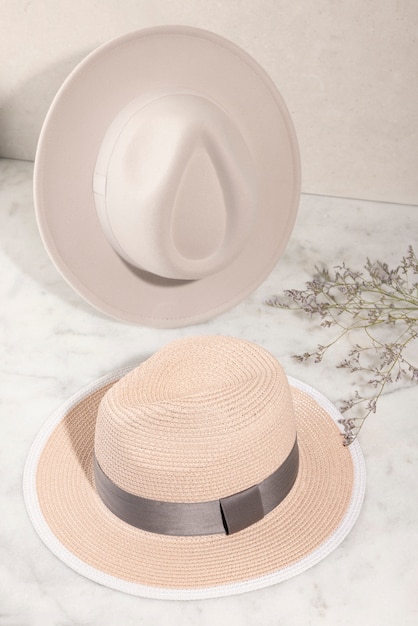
[0,157,417,624]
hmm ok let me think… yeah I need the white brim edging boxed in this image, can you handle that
[23,368,366,600]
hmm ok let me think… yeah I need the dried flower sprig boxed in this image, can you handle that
[266,246,418,445]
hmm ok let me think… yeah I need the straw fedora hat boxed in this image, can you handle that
[34,26,301,327]
[24,336,365,600]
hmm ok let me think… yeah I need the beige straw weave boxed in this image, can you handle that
[25,336,365,597]
[95,336,296,501]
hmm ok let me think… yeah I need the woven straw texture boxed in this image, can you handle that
[95,336,296,500]
[25,337,365,597]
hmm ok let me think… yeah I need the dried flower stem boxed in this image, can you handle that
[266,246,418,445]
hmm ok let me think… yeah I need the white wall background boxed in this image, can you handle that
[1,0,417,204]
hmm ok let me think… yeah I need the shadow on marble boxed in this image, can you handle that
[0,159,112,322]
[0,49,92,160]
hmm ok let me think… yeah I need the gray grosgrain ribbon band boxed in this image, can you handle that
[93,439,299,536]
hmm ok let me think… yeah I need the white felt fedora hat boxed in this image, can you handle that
[34,26,301,327]
[24,336,365,600]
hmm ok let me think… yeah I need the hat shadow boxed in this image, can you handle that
[0,162,110,320]
[121,260,193,288]
[0,50,91,161]
[0,51,115,319]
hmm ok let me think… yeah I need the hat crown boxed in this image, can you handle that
[94,336,297,502]
[93,94,257,280]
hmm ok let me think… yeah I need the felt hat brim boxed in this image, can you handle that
[34,26,300,327]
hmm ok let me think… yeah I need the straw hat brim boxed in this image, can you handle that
[34,26,300,327]
[24,367,365,600]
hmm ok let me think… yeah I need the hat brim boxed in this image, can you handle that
[24,366,365,600]
[34,26,300,327]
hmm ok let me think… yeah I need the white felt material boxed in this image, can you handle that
[94,94,257,279]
